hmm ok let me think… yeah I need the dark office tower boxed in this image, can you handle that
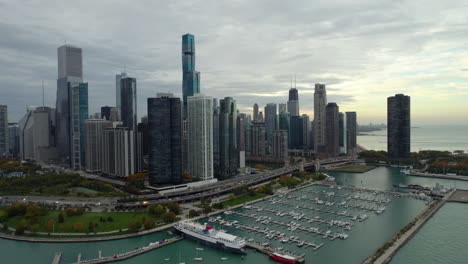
[120,77,137,132]
[339,112,345,150]
[289,88,298,101]
[101,106,112,120]
[290,116,303,149]
[314,83,327,153]
[148,94,182,185]
[182,34,200,116]
[325,103,339,158]
[138,116,149,156]
[218,97,238,180]
[387,94,410,160]
[0,105,7,155]
[237,114,247,152]
[288,88,299,117]
[56,45,85,165]
[253,103,259,121]
[213,103,220,176]
[116,72,127,119]
[264,103,277,153]
[346,112,357,156]
[302,114,311,149]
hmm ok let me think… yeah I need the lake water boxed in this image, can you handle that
[357,125,468,152]
[0,167,466,263]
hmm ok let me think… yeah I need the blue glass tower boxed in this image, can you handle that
[182,34,200,116]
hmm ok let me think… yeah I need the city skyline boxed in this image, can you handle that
[1,1,467,125]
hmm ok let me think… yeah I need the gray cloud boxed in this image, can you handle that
[0,0,467,123]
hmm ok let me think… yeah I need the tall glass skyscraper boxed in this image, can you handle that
[0,105,8,155]
[120,77,137,131]
[188,94,214,181]
[314,83,327,154]
[148,93,182,184]
[55,45,88,167]
[182,34,200,116]
[388,94,410,160]
[218,97,238,179]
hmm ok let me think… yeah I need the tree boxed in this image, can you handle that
[15,219,28,235]
[88,222,95,233]
[147,204,166,216]
[188,209,201,218]
[202,205,212,214]
[167,203,181,215]
[200,198,212,205]
[143,218,155,230]
[0,210,7,222]
[25,203,41,218]
[107,216,113,222]
[128,221,142,233]
[58,212,65,223]
[73,222,84,232]
[162,212,176,223]
[228,194,236,200]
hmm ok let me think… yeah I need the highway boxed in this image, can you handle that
[1,158,356,209]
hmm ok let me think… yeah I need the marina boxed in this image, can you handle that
[0,167,452,264]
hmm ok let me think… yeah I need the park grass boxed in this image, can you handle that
[330,164,376,173]
[222,193,268,207]
[2,210,162,233]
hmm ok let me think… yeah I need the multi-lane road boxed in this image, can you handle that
[1,158,356,209]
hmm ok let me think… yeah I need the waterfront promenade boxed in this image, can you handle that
[363,189,455,264]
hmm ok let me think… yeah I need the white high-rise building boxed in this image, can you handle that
[187,94,214,181]
[314,84,327,153]
[85,119,113,172]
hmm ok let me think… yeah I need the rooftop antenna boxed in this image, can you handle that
[290,77,293,88]
[42,80,45,107]
[294,74,297,89]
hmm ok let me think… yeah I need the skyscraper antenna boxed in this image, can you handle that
[295,74,297,89]
[42,80,45,107]
[290,77,292,88]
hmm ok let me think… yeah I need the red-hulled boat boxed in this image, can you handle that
[269,252,297,264]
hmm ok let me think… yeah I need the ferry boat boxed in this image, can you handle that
[174,221,246,253]
[269,252,298,264]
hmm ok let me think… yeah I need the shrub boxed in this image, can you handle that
[58,212,65,223]
[128,221,142,233]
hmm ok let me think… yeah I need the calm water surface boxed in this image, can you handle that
[358,125,468,152]
[0,167,465,263]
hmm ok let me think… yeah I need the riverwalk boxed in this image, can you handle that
[408,171,468,181]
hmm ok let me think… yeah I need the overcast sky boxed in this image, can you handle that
[1,0,467,125]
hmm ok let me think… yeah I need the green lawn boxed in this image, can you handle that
[222,193,268,207]
[330,164,376,173]
[2,210,162,233]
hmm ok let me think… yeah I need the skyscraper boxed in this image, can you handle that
[339,112,345,153]
[8,123,19,157]
[102,127,141,178]
[218,97,238,179]
[148,94,182,184]
[120,77,137,131]
[290,116,303,149]
[182,34,200,116]
[85,119,113,172]
[273,130,288,160]
[264,103,277,152]
[70,82,88,169]
[288,88,300,117]
[188,94,214,181]
[278,103,287,114]
[213,102,220,175]
[55,45,88,167]
[346,112,357,156]
[325,103,339,158]
[253,103,259,121]
[0,105,7,155]
[115,72,127,119]
[302,114,311,149]
[249,122,266,157]
[314,83,327,153]
[18,107,56,161]
[388,94,411,160]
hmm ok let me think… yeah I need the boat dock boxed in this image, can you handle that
[53,236,182,264]
[246,242,306,264]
